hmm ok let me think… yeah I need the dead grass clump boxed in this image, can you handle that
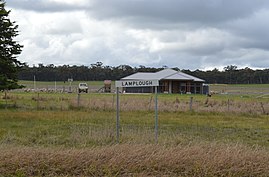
[2,94,20,100]
[2,94,12,100]
[1,143,269,176]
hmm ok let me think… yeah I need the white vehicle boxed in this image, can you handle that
[78,83,88,93]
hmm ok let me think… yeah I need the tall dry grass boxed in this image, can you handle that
[1,143,269,176]
[2,92,269,115]
[66,95,269,115]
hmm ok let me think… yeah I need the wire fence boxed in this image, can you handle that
[1,91,269,115]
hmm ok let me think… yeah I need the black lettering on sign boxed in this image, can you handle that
[120,80,156,87]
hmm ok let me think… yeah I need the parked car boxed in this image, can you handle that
[78,83,88,93]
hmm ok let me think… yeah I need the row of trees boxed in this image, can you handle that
[184,65,269,84]
[18,62,160,82]
[18,63,269,84]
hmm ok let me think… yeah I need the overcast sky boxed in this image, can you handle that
[6,0,269,70]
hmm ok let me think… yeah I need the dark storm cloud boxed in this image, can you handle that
[89,0,268,26]
[9,0,269,24]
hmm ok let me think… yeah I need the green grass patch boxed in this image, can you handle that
[18,80,112,90]
[1,110,269,148]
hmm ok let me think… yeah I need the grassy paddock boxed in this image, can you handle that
[18,80,107,87]
[1,110,269,147]
[210,84,269,94]
[1,90,269,176]
[1,110,269,176]
[18,80,113,92]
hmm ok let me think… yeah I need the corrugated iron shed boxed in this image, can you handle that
[121,68,205,82]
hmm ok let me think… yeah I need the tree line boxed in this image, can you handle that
[18,63,269,84]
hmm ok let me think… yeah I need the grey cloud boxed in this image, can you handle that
[89,0,269,26]
[225,9,269,50]
[7,0,88,12]
[7,0,269,70]
[9,0,269,25]
[197,48,269,69]
[45,19,83,35]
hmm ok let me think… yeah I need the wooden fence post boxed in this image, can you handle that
[148,95,153,111]
[260,102,266,114]
[189,97,193,111]
[112,94,115,110]
[228,99,230,112]
[37,92,40,110]
[5,90,7,109]
[77,93,81,107]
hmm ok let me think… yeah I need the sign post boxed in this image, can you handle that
[155,86,158,143]
[116,87,120,143]
[115,80,159,144]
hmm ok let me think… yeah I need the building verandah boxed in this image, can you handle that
[159,80,203,94]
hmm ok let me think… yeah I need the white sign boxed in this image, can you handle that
[115,80,159,88]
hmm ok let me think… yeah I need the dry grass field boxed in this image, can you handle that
[1,83,269,176]
[1,143,269,176]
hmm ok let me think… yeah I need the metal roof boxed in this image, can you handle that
[121,72,157,80]
[121,68,205,82]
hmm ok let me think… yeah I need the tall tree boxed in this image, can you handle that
[0,0,24,91]
[224,65,238,84]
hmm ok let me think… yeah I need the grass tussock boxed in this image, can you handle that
[0,143,269,176]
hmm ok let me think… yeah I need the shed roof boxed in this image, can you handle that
[121,68,205,82]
